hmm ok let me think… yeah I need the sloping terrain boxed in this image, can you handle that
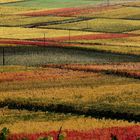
[0,0,140,139]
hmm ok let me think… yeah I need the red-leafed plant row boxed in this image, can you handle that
[21,5,120,17]
[45,64,140,79]
[0,33,137,47]
[5,125,140,140]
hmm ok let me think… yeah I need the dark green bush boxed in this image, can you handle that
[0,127,10,140]
[38,136,53,140]
[111,134,118,140]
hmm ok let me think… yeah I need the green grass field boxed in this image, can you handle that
[0,0,107,8]
[2,0,140,9]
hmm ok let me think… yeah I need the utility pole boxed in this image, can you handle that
[2,47,5,66]
[44,33,46,47]
[87,20,89,29]
[69,29,71,43]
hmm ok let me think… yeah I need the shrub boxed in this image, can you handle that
[38,136,53,140]
[111,134,118,140]
[0,127,10,140]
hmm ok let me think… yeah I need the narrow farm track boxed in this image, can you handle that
[20,17,140,28]
[23,17,93,28]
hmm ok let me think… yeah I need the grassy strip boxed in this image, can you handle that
[0,109,137,133]
[0,0,23,4]
[44,18,140,33]
[0,98,139,122]
[1,45,140,66]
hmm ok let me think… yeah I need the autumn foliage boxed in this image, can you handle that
[8,126,140,140]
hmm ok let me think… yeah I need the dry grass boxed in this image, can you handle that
[44,18,140,33]
[1,119,137,133]
[0,0,22,3]
[0,27,91,39]
[0,113,137,133]
[0,67,98,82]
[0,15,70,26]
[0,67,139,117]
